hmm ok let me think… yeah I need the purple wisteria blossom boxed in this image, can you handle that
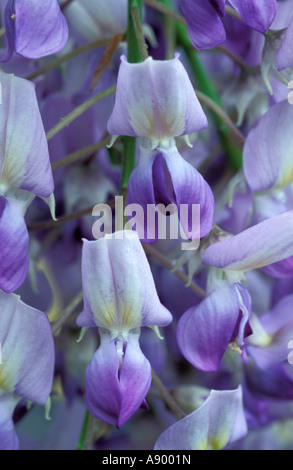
[155,387,247,450]
[0,0,68,62]
[181,0,277,50]
[177,281,252,372]
[203,211,293,273]
[0,291,54,450]
[270,0,293,71]
[0,71,54,293]
[177,212,293,372]
[108,55,214,241]
[244,101,293,192]
[77,232,172,427]
[2,0,293,453]
[247,294,293,369]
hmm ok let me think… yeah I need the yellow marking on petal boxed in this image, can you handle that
[0,368,16,393]
[277,162,293,189]
[248,315,272,348]
[196,441,208,451]
[208,433,229,451]
[11,14,16,20]
[228,339,243,355]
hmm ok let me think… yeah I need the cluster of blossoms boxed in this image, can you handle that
[1,0,293,452]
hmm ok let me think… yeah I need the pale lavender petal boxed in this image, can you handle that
[262,256,293,279]
[155,387,247,450]
[127,146,214,242]
[108,55,208,141]
[65,0,127,42]
[203,211,293,272]
[77,233,172,330]
[85,337,122,426]
[181,0,226,50]
[275,16,293,71]
[85,333,151,428]
[243,101,293,192]
[248,295,293,369]
[0,291,54,404]
[0,197,29,294]
[0,71,54,198]
[229,0,277,33]
[246,363,293,400]
[163,147,214,239]
[208,387,247,447]
[118,333,152,428]
[127,147,158,243]
[14,0,68,59]
[177,283,245,372]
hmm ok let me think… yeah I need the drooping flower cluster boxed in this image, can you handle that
[1,0,293,453]
[108,54,215,242]
[77,231,172,427]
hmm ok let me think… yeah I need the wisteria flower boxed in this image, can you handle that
[181,0,277,50]
[0,70,54,293]
[77,231,172,427]
[0,0,68,62]
[0,291,54,450]
[108,55,214,241]
[177,211,293,372]
[177,281,252,372]
[243,101,293,193]
[155,387,247,450]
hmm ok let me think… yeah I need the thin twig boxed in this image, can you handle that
[90,34,124,91]
[51,290,83,335]
[143,0,186,26]
[131,6,149,60]
[26,38,113,81]
[151,369,186,420]
[52,137,110,171]
[216,45,248,69]
[143,244,205,298]
[28,200,116,232]
[46,85,116,141]
[195,89,246,147]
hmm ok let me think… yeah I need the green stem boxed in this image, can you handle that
[76,409,90,451]
[157,0,243,171]
[131,5,149,60]
[121,136,137,190]
[183,45,243,170]
[83,414,96,450]
[127,0,143,63]
[120,0,144,191]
